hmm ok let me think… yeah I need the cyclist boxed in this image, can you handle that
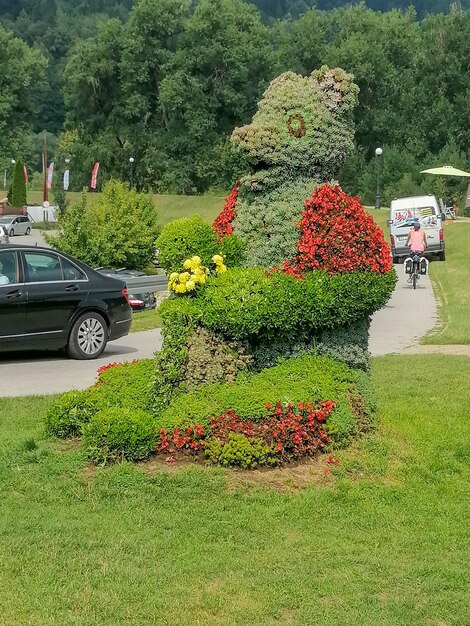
[406,221,427,283]
[406,220,427,253]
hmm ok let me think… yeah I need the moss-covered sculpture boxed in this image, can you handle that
[214,66,359,267]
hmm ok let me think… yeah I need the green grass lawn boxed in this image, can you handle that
[423,221,470,344]
[1,354,469,625]
[27,190,225,228]
[130,308,162,333]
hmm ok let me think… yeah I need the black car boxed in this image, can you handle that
[95,268,157,312]
[0,245,132,359]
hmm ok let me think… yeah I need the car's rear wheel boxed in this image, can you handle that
[25,227,31,235]
[9,229,14,237]
[439,250,446,261]
[67,312,108,360]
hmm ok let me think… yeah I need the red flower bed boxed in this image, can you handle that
[156,399,335,464]
[288,183,392,276]
[213,181,240,238]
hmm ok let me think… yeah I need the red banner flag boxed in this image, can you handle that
[90,162,100,190]
[23,164,28,184]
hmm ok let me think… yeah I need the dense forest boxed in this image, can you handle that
[1,0,470,204]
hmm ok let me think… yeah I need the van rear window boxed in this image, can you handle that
[393,206,437,228]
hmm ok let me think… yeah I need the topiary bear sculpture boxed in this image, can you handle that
[214,66,363,268]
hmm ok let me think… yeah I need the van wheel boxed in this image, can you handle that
[392,256,399,264]
[67,312,108,360]
[439,251,446,261]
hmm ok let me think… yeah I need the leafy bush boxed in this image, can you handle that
[156,215,218,274]
[463,206,470,218]
[95,359,155,413]
[83,408,156,464]
[219,234,246,267]
[157,355,367,444]
[46,180,159,270]
[45,390,99,438]
[46,359,155,438]
[205,433,276,469]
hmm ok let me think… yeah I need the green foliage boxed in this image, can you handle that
[83,407,156,464]
[46,180,159,270]
[316,318,371,371]
[156,215,218,274]
[95,359,155,414]
[219,234,246,267]
[10,159,27,207]
[158,355,370,447]
[198,267,396,340]
[45,390,98,438]
[463,206,470,217]
[205,433,276,468]
[184,327,252,391]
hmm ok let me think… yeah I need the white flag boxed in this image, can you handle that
[63,169,70,191]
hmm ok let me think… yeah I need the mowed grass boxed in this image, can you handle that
[130,308,162,333]
[27,190,225,228]
[1,355,469,625]
[423,220,470,344]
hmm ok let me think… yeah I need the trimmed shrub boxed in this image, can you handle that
[157,355,369,446]
[219,234,246,267]
[46,359,155,438]
[463,206,470,218]
[156,215,218,274]
[83,408,156,464]
[45,390,99,438]
[205,433,276,469]
[95,359,155,413]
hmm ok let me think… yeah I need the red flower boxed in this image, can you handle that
[213,181,240,239]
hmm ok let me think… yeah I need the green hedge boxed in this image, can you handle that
[83,408,156,464]
[157,355,370,447]
[156,215,219,274]
[46,359,155,438]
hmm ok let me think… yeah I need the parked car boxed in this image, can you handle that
[0,225,8,245]
[0,244,132,359]
[95,267,157,312]
[0,215,32,237]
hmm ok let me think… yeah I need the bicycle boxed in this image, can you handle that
[405,251,427,289]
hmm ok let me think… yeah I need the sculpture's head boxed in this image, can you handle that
[232,66,359,189]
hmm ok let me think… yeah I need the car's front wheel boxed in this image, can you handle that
[9,229,14,237]
[25,227,31,235]
[67,312,108,360]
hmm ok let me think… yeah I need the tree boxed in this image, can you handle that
[10,159,27,207]
[47,181,160,270]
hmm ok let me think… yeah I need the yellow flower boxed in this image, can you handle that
[216,264,227,274]
[175,283,186,293]
[183,259,193,269]
[179,272,190,283]
[191,256,202,266]
[212,254,224,264]
[169,272,179,280]
[186,279,196,291]
[193,273,206,284]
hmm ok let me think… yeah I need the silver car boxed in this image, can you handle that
[0,225,8,244]
[0,215,32,237]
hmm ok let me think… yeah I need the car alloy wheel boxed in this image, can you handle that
[68,312,108,359]
[77,316,106,355]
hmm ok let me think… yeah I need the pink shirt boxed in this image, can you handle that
[408,230,426,252]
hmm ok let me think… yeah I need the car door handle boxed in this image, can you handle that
[65,284,79,292]
[5,289,22,299]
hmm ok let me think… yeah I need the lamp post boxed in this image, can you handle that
[129,157,135,189]
[375,147,383,210]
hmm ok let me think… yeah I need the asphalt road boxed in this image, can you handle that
[0,329,163,397]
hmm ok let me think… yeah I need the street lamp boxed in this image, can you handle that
[129,157,135,188]
[375,147,383,210]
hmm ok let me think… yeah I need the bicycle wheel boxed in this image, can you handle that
[412,271,417,289]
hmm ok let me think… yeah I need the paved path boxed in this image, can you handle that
[369,264,438,356]
[0,329,162,397]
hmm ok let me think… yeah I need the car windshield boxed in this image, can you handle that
[0,217,12,224]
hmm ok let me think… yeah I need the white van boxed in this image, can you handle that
[387,195,445,263]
